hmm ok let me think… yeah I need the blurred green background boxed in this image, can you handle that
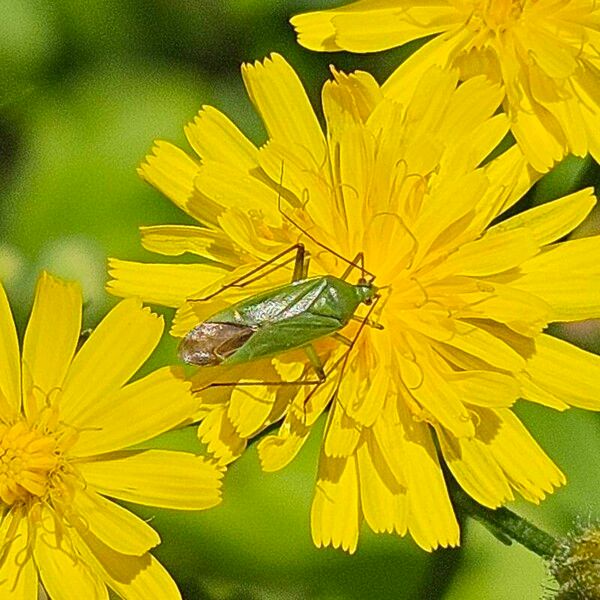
[1,1,599,598]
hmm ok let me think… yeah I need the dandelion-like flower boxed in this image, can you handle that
[549,519,600,599]
[0,272,222,598]
[109,54,600,553]
[291,0,600,172]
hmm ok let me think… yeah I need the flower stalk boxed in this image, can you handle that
[449,480,558,559]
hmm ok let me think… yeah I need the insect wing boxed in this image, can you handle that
[222,312,343,366]
[179,322,255,366]
[207,278,329,327]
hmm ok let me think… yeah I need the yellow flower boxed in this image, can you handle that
[291,0,600,172]
[108,54,600,553]
[0,272,222,599]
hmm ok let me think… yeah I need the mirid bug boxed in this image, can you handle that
[179,241,380,383]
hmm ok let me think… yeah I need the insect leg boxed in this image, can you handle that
[331,332,353,346]
[192,376,322,393]
[302,344,326,381]
[278,196,377,281]
[339,252,365,281]
[189,244,305,303]
[349,314,384,330]
[324,293,382,397]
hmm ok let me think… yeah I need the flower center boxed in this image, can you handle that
[462,0,524,34]
[0,419,60,506]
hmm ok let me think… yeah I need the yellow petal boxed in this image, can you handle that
[79,449,223,510]
[439,113,509,179]
[337,124,377,249]
[437,426,513,509]
[510,87,566,172]
[454,281,551,337]
[292,1,461,52]
[330,68,382,124]
[35,506,107,600]
[383,26,472,105]
[514,273,600,322]
[408,347,474,438]
[334,4,461,52]
[22,272,81,420]
[436,228,538,278]
[437,320,527,373]
[372,399,407,487]
[519,235,600,274]
[0,282,20,421]
[184,105,259,170]
[258,140,331,228]
[257,412,311,472]
[538,89,588,157]
[323,402,362,457]
[241,54,326,166]
[138,141,199,216]
[572,68,600,161]
[437,75,504,148]
[518,374,569,411]
[507,237,600,321]
[140,225,241,267]
[196,404,247,465]
[107,258,227,307]
[488,188,596,245]
[74,529,181,600]
[357,433,407,535]
[71,367,195,457]
[227,383,276,438]
[516,25,578,79]
[524,334,600,411]
[475,407,565,503]
[72,487,160,555]
[196,161,282,228]
[0,511,38,599]
[398,401,459,551]
[414,171,489,262]
[475,145,540,229]
[60,299,163,424]
[340,332,388,427]
[311,453,360,554]
[218,208,287,260]
[447,370,519,408]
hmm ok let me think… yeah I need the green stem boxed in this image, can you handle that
[450,483,558,559]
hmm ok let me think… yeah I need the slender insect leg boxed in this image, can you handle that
[292,243,307,282]
[233,243,310,290]
[193,376,322,394]
[278,195,377,282]
[299,294,382,410]
[331,332,353,346]
[189,244,305,303]
[303,344,326,381]
[339,252,365,281]
[349,314,384,330]
[328,294,381,398]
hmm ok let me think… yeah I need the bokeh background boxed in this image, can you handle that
[2,1,600,598]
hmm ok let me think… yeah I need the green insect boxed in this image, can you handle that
[179,238,381,385]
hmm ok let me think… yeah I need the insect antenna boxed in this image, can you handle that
[278,189,376,283]
[329,293,381,402]
[296,293,382,422]
[188,244,306,303]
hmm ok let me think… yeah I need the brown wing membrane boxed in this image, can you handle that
[178,322,255,366]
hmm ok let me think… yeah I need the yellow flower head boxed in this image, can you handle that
[0,273,222,599]
[109,54,600,553]
[291,0,600,172]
